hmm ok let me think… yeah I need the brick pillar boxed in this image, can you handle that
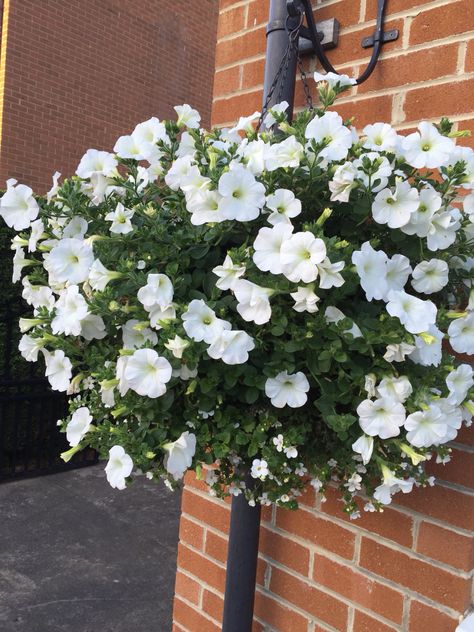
[173,2,474,630]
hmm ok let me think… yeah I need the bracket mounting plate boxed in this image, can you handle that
[361,28,399,48]
[298,18,340,55]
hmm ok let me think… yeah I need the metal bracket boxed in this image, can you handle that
[298,18,340,55]
[361,28,399,48]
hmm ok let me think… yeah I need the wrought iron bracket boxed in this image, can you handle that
[298,18,339,54]
[362,28,399,49]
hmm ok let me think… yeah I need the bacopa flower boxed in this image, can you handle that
[124,349,172,398]
[251,459,269,480]
[163,431,196,480]
[265,371,310,408]
[105,446,133,490]
[66,407,93,447]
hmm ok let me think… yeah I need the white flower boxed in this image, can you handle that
[386,290,437,334]
[44,238,94,285]
[290,285,320,313]
[263,100,289,128]
[329,162,357,202]
[364,374,377,398]
[165,155,194,191]
[182,299,230,344]
[427,210,460,251]
[115,355,130,397]
[105,446,133,490]
[51,286,89,336]
[357,397,405,439]
[122,319,158,349]
[233,280,273,325]
[80,314,107,340]
[253,223,293,275]
[44,349,73,392]
[374,468,414,505]
[229,111,260,134]
[148,302,176,329]
[217,166,265,222]
[28,219,46,252]
[114,134,148,160]
[164,335,190,359]
[163,431,196,480]
[314,71,356,88]
[137,274,174,310]
[324,306,363,338]
[411,259,449,294]
[436,398,463,441]
[76,149,118,178]
[12,247,31,283]
[212,255,246,290]
[124,349,172,398]
[264,135,304,171]
[384,254,412,298]
[89,259,122,291]
[305,111,352,162]
[346,472,362,493]
[446,364,474,405]
[265,371,310,408]
[47,171,61,202]
[402,122,454,169]
[383,342,416,363]
[104,203,134,234]
[352,435,374,465]
[251,459,269,480]
[236,139,268,175]
[207,329,255,365]
[317,258,345,289]
[272,434,284,452]
[19,334,45,362]
[0,179,39,230]
[400,187,441,238]
[284,446,298,459]
[362,123,399,152]
[408,325,443,366]
[174,104,201,129]
[176,131,196,159]
[265,189,302,225]
[22,279,55,310]
[352,241,388,301]
[372,181,419,229]
[376,376,412,403]
[448,313,474,354]
[280,231,326,283]
[66,407,93,447]
[405,404,448,447]
[187,189,225,225]
[63,216,89,240]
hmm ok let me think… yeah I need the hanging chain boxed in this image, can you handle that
[297,50,314,111]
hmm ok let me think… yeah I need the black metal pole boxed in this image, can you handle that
[221,4,299,631]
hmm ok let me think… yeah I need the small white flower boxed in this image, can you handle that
[51,285,89,336]
[364,374,377,398]
[345,472,362,493]
[317,258,345,289]
[44,238,94,285]
[411,259,449,294]
[164,335,190,359]
[66,407,93,447]
[233,280,273,325]
[357,397,405,439]
[265,189,302,225]
[212,255,246,291]
[352,435,374,465]
[263,100,289,128]
[163,431,196,480]
[251,459,269,480]
[386,290,437,334]
[122,319,158,349]
[253,222,293,275]
[137,274,174,310]
[104,203,134,234]
[182,299,230,344]
[408,325,443,367]
[174,104,201,129]
[376,376,412,403]
[89,259,122,292]
[124,349,172,398]
[305,111,352,162]
[311,478,323,491]
[446,364,474,405]
[265,371,310,408]
[372,181,419,229]
[324,306,363,338]
[27,219,45,252]
[105,446,133,490]
[314,71,356,88]
[426,210,460,252]
[207,329,255,365]
[272,434,284,452]
[229,111,260,134]
[402,122,454,169]
[290,286,320,313]
[218,166,266,222]
[329,162,357,202]
[265,135,304,171]
[280,231,326,283]
[362,123,398,152]
[448,312,474,355]
[44,349,73,392]
[284,445,298,459]
[383,342,416,363]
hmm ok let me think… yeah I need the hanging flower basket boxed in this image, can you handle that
[2,77,473,516]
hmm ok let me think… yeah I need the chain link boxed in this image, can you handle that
[297,51,314,111]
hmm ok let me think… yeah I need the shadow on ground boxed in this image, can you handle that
[0,465,181,632]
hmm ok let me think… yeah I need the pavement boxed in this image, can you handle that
[0,465,182,632]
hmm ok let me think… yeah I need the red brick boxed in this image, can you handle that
[175,571,201,605]
[217,5,246,40]
[173,597,221,632]
[276,506,356,559]
[353,610,398,632]
[404,79,474,123]
[328,19,404,66]
[330,94,393,129]
[320,487,414,547]
[215,27,266,67]
[212,90,263,126]
[427,447,474,490]
[457,420,474,445]
[205,530,228,564]
[242,58,265,89]
[410,0,474,45]
[247,0,269,28]
[359,538,472,611]
[416,521,474,572]
[393,483,474,531]
[177,544,226,593]
[313,554,404,623]
[184,470,210,494]
[254,590,310,632]
[365,0,428,16]
[466,40,474,74]
[409,600,460,632]
[214,66,241,97]
[202,589,224,622]
[259,526,310,576]
[269,566,350,630]
[179,515,205,550]
[181,488,230,535]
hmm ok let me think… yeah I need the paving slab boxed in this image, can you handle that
[0,465,181,632]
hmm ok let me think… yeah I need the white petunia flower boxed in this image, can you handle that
[12,247,31,283]
[89,259,123,291]
[229,111,260,134]
[426,209,460,251]
[76,149,118,179]
[207,329,255,365]
[357,397,405,439]
[187,189,225,225]
[373,467,414,505]
[372,181,419,229]
[265,371,310,408]
[233,280,273,325]
[411,259,449,294]
[354,152,392,193]
[0,179,39,231]
[148,302,175,328]
[386,290,437,334]
[182,299,230,344]
[165,155,194,191]
[51,285,89,336]
[402,122,454,169]
[280,231,326,283]
[448,312,474,355]
[408,325,443,367]
[44,238,94,285]
[46,171,61,202]
[384,254,412,298]
[384,342,416,363]
[163,431,196,480]
[305,111,352,162]
[124,349,172,398]
[122,319,158,349]
[21,279,55,310]
[28,219,46,252]
[62,216,89,240]
[265,135,304,171]
[105,446,133,490]
[217,166,266,222]
[314,71,356,88]
[80,314,106,340]
[251,459,269,480]
[114,134,148,160]
[405,404,448,448]
[212,255,246,291]
[164,335,190,359]
[236,139,268,175]
[436,398,463,442]
[317,258,345,289]
[376,376,413,403]
[290,285,320,313]
[265,188,302,225]
[324,306,363,338]
[66,407,93,447]
[352,435,374,465]
[44,349,73,392]
[351,241,388,301]
[400,187,441,238]
[362,122,399,152]
[18,334,46,362]
[446,364,474,405]
[104,203,134,234]
[174,104,201,129]
[263,100,289,128]
[137,274,174,310]
[329,162,358,202]
[253,222,293,275]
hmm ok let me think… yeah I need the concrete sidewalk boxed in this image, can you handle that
[0,465,181,632]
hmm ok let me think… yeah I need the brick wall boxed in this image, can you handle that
[0,0,217,192]
[173,1,474,631]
